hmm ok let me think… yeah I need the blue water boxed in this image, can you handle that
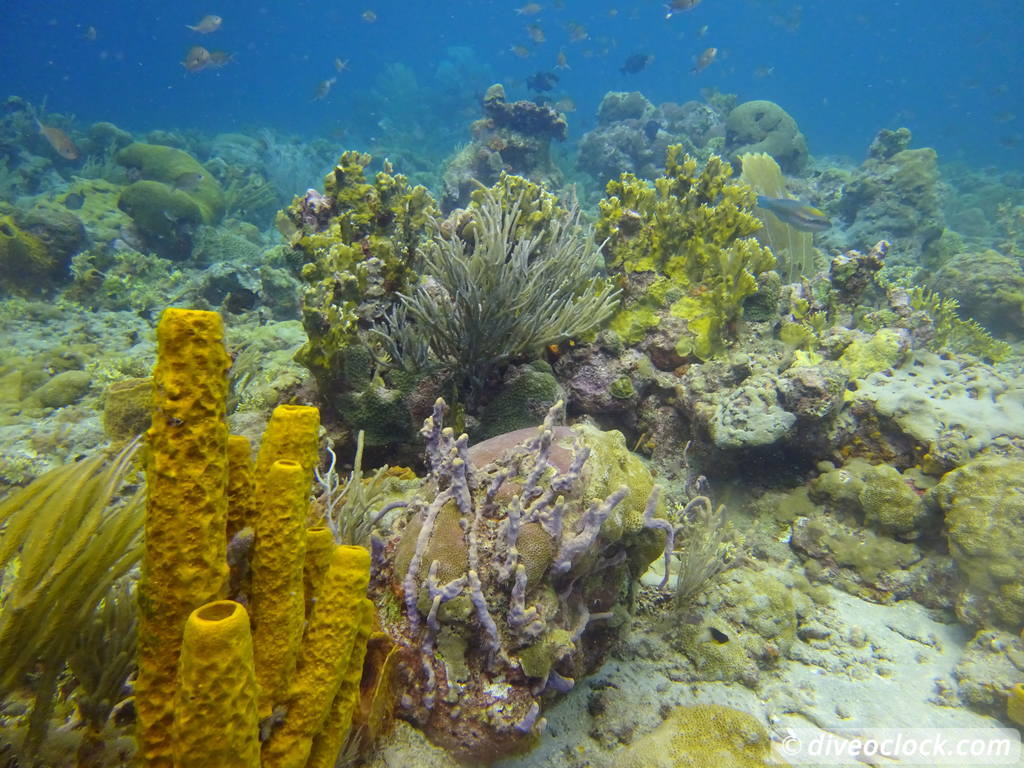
[3,0,1022,170]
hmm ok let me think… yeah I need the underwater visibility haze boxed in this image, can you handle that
[2,1,1024,767]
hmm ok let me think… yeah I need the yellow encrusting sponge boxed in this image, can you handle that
[251,459,309,718]
[173,601,260,768]
[261,545,371,768]
[138,307,231,768]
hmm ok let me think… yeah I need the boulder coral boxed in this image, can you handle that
[371,399,665,764]
[724,100,808,174]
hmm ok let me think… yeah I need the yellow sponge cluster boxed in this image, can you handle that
[137,308,375,768]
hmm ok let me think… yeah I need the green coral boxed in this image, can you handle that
[0,214,49,295]
[117,180,203,245]
[930,457,1024,629]
[596,146,775,358]
[858,463,929,536]
[477,361,562,439]
[908,285,1011,363]
[613,705,778,768]
[115,142,224,223]
[284,151,438,407]
[837,328,905,379]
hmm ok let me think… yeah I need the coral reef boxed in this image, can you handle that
[926,249,1024,338]
[440,84,567,211]
[929,456,1024,630]
[0,203,84,295]
[577,92,724,190]
[114,142,225,259]
[724,100,808,174]
[610,704,780,767]
[369,175,618,409]
[370,399,664,764]
[279,150,436,440]
[596,145,775,360]
[838,128,945,266]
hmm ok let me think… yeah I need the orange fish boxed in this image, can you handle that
[36,119,78,160]
[182,45,211,72]
[186,14,222,33]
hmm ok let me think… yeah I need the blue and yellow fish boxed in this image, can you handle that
[756,195,831,232]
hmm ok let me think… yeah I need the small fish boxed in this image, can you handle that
[37,119,79,160]
[697,24,709,37]
[526,23,546,43]
[313,77,337,101]
[510,44,531,59]
[83,25,97,41]
[526,71,559,92]
[173,172,205,191]
[182,45,211,72]
[334,57,349,72]
[756,196,831,232]
[206,49,233,68]
[567,22,589,42]
[754,65,775,78]
[620,53,653,75]
[665,0,701,19]
[515,3,542,15]
[361,10,377,22]
[643,119,661,142]
[186,14,222,34]
[552,97,576,112]
[691,46,717,74]
[555,50,569,69]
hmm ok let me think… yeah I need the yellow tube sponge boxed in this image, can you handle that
[1008,683,1024,726]
[305,598,374,768]
[173,601,260,768]
[138,307,231,768]
[226,434,255,542]
[261,545,371,768]
[251,459,309,718]
[303,526,336,620]
[255,404,320,508]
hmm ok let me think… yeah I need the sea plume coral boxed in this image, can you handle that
[0,440,144,758]
[369,175,619,405]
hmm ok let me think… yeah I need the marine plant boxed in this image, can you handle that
[907,285,1012,363]
[313,430,414,547]
[368,175,619,407]
[596,145,775,358]
[0,439,144,758]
